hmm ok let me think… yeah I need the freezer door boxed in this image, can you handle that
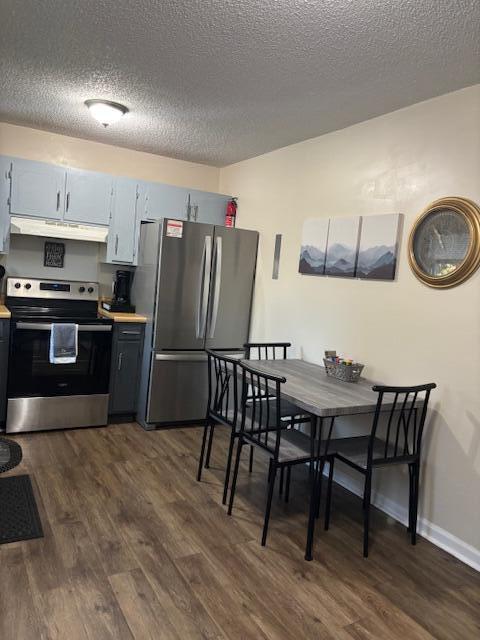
[205,226,259,350]
[146,352,208,424]
[154,219,214,350]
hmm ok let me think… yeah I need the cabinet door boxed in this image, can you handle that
[189,189,230,226]
[107,178,139,264]
[0,157,11,253]
[0,320,9,424]
[110,338,143,414]
[64,168,112,225]
[10,158,65,220]
[143,182,189,221]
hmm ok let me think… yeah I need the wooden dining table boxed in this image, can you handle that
[241,358,384,561]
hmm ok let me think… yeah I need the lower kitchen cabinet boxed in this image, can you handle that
[109,323,145,418]
[0,319,10,424]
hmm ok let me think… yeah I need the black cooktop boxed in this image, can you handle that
[6,297,112,324]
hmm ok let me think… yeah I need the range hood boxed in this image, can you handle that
[10,216,108,243]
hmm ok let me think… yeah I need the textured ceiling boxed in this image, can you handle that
[1,1,479,167]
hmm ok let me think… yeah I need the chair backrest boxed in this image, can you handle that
[206,349,242,428]
[239,361,286,458]
[244,342,291,360]
[369,383,436,465]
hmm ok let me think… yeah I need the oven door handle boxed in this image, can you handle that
[15,322,112,332]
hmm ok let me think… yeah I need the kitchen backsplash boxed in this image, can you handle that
[0,235,126,297]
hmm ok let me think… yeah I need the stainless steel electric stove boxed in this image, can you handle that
[6,277,113,433]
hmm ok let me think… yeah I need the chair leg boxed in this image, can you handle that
[305,458,322,561]
[285,466,291,503]
[261,461,277,546]
[324,457,334,531]
[222,430,236,505]
[196,423,210,482]
[363,471,372,558]
[408,464,414,533]
[249,445,254,473]
[227,438,244,516]
[204,424,215,468]
[411,463,420,545]
[315,465,324,519]
[279,466,284,496]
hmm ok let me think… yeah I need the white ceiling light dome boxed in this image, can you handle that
[84,99,128,127]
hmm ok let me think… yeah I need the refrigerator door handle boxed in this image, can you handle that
[196,235,212,338]
[155,352,208,362]
[208,235,222,338]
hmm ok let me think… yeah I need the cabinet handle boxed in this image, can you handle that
[56,191,61,211]
[122,330,140,335]
[193,205,198,221]
[118,352,123,371]
[66,192,70,212]
[115,234,119,254]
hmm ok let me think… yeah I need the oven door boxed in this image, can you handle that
[8,321,113,398]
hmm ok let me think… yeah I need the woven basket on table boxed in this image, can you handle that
[323,359,364,383]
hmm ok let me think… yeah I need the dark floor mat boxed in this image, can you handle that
[0,475,44,544]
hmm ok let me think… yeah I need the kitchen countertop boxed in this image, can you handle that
[98,304,147,323]
[0,304,11,319]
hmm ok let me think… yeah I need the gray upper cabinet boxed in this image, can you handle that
[9,157,113,226]
[10,158,65,220]
[3,155,232,261]
[141,182,231,227]
[0,157,11,253]
[142,182,189,221]
[64,167,112,225]
[188,189,230,225]
[107,178,139,264]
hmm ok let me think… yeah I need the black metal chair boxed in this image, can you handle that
[324,383,436,557]
[244,341,309,495]
[228,361,331,547]
[197,350,247,505]
[244,344,298,421]
[244,342,291,360]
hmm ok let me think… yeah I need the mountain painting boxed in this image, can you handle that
[325,216,361,277]
[356,214,401,280]
[298,218,330,275]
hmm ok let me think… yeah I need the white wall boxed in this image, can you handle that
[2,235,118,298]
[5,235,99,282]
[0,122,220,190]
[0,122,221,293]
[220,85,480,568]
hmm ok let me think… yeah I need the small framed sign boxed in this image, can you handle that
[44,241,65,268]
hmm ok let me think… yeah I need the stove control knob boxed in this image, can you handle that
[14,282,21,289]
[87,287,94,294]
[79,286,85,293]
[24,283,31,290]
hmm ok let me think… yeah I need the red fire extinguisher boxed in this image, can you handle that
[225,198,237,228]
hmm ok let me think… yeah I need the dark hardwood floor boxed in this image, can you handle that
[0,422,478,640]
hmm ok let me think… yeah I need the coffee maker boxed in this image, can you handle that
[102,270,135,313]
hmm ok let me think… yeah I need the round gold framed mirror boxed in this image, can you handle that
[408,197,480,288]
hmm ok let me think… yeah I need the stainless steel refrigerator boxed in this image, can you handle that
[132,218,258,429]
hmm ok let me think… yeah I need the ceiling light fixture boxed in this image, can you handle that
[84,99,128,127]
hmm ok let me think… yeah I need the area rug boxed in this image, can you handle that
[0,475,44,544]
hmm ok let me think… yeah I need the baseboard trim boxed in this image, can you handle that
[329,466,480,573]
